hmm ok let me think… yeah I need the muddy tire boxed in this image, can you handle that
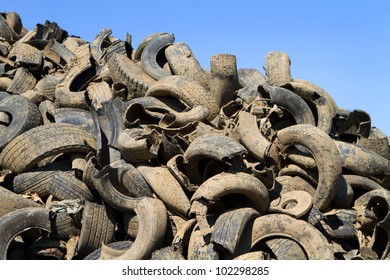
[0,123,96,174]
[77,202,117,258]
[276,124,342,210]
[0,207,51,260]
[251,214,334,260]
[0,95,42,151]
[265,51,292,86]
[0,186,41,217]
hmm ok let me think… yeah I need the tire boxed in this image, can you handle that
[6,67,36,94]
[0,95,42,151]
[84,240,133,260]
[122,163,153,198]
[0,15,19,41]
[133,32,167,61]
[237,68,267,89]
[265,238,308,260]
[54,54,96,109]
[47,171,96,201]
[210,54,241,108]
[50,210,80,240]
[4,12,22,35]
[141,33,174,80]
[258,85,316,127]
[283,79,338,134]
[91,27,113,65]
[137,165,191,218]
[10,43,42,71]
[98,197,167,260]
[335,140,389,177]
[0,123,97,174]
[150,246,186,260]
[50,107,95,135]
[265,51,292,86]
[343,174,385,192]
[211,207,259,255]
[92,161,142,212]
[106,52,156,98]
[0,207,51,260]
[190,172,270,236]
[146,75,220,121]
[0,186,41,217]
[251,214,334,260]
[77,202,117,258]
[165,42,210,90]
[12,170,55,197]
[34,73,65,101]
[0,77,12,91]
[183,134,247,185]
[276,124,342,210]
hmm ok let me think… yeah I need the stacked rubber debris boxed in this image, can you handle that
[0,12,389,260]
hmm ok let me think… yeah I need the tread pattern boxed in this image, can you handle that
[0,95,42,150]
[265,51,292,86]
[146,75,220,121]
[0,123,97,174]
[47,171,95,201]
[13,170,55,196]
[50,211,80,240]
[107,53,156,97]
[6,67,37,94]
[77,202,117,258]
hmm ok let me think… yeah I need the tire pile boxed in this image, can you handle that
[0,12,389,260]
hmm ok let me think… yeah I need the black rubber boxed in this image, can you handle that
[0,123,97,174]
[0,186,41,217]
[47,171,96,201]
[77,201,117,258]
[141,33,174,80]
[258,85,315,126]
[83,240,133,260]
[0,95,42,151]
[0,207,51,260]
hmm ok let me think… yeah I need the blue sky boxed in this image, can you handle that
[3,0,390,135]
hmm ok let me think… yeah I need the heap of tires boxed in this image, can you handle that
[0,12,389,260]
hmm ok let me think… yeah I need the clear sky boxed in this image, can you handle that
[3,0,390,135]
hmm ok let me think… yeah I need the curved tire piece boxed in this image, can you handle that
[0,207,51,260]
[183,133,247,185]
[258,85,316,126]
[237,68,267,89]
[251,214,334,260]
[99,197,168,260]
[141,33,174,80]
[0,95,42,150]
[106,52,156,98]
[77,202,117,258]
[137,165,191,218]
[0,123,97,174]
[283,79,337,134]
[84,240,133,260]
[165,42,210,90]
[190,172,270,235]
[276,124,342,210]
[0,186,41,217]
[235,111,271,161]
[146,75,220,121]
[335,140,390,177]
